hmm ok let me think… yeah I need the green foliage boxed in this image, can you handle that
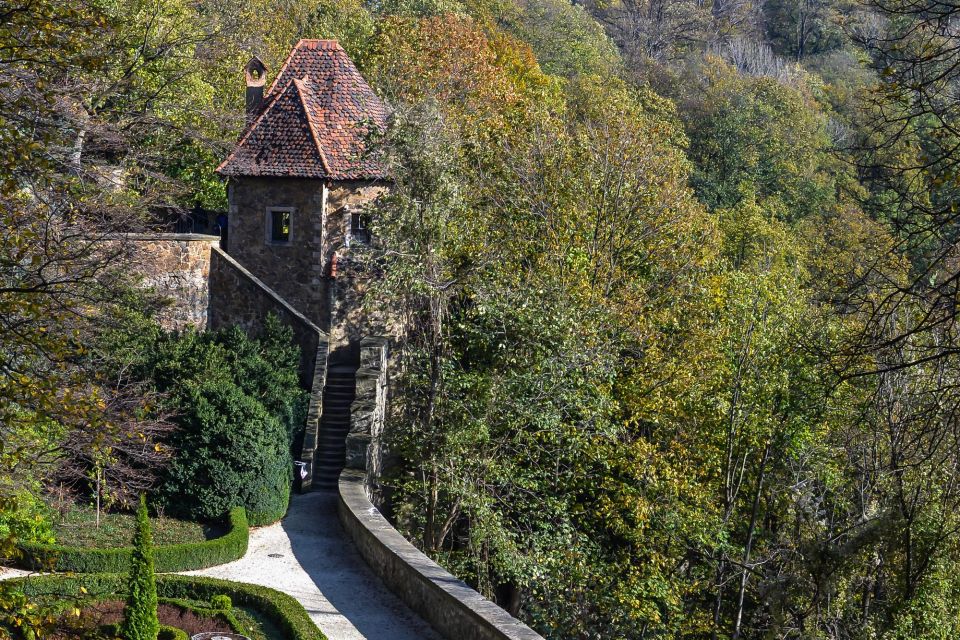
[120,496,159,640]
[8,574,327,640]
[0,491,53,547]
[210,595,232,611]
[147,316,305,525]
[157,625,190,640]
[17,507,248,574]
[684,60,841,220]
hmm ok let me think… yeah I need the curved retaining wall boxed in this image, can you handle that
[337,469,544,640]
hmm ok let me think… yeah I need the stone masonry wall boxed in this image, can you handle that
[345,337,388,501]
[227,177,385,344]
[327,181,388,362]
[127,234,218,331]
[339,470,545,640]
[227,177,329,329]
[338,338,544,640]
[208,246,327,386]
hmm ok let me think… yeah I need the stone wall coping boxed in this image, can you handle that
[118,233,222,242]
[211,246,327,338]
[338,469,545,640]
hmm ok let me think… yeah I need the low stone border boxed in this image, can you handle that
[337,470,544,640]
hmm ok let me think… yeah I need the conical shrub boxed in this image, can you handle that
[120,495,159,640]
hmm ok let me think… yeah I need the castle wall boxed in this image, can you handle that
[327,181,388,362]
[208,246,327,386]
[227,176,386,360]
[227,177,329,328]
[127,234,218,331]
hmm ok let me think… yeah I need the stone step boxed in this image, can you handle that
[321,404,352,413]
[328,365,357,373]
[323,389,355,398]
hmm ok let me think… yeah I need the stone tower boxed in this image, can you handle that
[217,40,388,363]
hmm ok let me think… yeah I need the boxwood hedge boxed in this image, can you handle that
[102,624,189,640]
[16,508,248,573]
[157,626,190,640]
[10,573,326,640]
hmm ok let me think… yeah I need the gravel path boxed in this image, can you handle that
[184,490,440,640]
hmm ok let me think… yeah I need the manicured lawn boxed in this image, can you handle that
[51,505,224,548]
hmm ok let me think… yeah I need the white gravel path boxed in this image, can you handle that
[184,491,441,640]
[1,492,441,640]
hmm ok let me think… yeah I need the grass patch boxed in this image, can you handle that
[236,606,286,640]
[51,505,222,548]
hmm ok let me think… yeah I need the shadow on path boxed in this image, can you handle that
[188,491,439,640]
[282,491,440,640]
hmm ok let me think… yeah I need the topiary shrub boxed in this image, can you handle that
[157,625,190,640]
[158,381,291,525]
[210,595,232,611]
[120,496,159,640]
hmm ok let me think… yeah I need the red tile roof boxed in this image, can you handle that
[218,40,388,180]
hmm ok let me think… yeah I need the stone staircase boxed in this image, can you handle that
[312,365,357,490]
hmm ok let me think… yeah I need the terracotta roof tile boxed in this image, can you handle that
[218,40,388,180]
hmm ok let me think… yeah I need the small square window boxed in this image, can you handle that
[266,208,293,244]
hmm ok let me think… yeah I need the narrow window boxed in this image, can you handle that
[350,211,370,244]
[266,207,293,244]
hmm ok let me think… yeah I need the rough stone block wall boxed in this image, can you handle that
[338,471,545,640]
[226,177,385,341]
[228,177,329,328]
[345,337,388,499]
[327,181,388,362]
[208,246,326,386]
[128,234,218,331]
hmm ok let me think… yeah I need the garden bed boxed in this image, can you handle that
[9,574,325,640]
[16,508,248,573]
[51,600,233,639]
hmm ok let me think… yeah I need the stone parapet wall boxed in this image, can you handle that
[344,337,388,499]
[208,247,330,487]
[209,246,326,384]
[338,470,545,640]
[126,233,219,331]
[338,336,544,640]
[298,338,329,492]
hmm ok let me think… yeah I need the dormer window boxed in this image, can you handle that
[266,207,293,244]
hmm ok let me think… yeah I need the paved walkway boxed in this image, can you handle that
[185,491,440,640]
[0,492,440,640]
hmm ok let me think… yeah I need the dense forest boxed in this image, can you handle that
[5,0,960,637]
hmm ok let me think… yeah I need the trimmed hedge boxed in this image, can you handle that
[104,623,190,640]
[158,575,324,640]
[157,596,243,633]
[16,508,248,573]
[9,573,326,640]
[158,626,190,640]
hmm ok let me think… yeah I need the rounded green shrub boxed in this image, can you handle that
[210,594,232,611]
[158,381,291,525]
[158,625,190,640]
[147,320,305,526]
